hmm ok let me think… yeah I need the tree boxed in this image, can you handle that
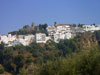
[40,48,100,75]
[23,25,30,29]
[19,68,28,75]
[0,64,5,74]
[0,42,4,50]
[73,24,77,27]
[78,24,84,28]
[14,55,25,73]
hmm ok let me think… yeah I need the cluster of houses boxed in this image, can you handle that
[0,23,100,47]
[0,34,34,47]
[47,23,72,43]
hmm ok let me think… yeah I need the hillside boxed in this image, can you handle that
[0,30,100,74]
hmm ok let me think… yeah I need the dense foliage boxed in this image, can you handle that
[9,23,48,35]
[1,30,100,74]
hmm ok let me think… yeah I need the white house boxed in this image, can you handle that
[11,34,35,46]
[17,35,24,39]
[16,39,28,46]
[35,33,46,43]
[8,34,17,42]
[10,38,32,46]
[0,35,8,44]
[46,26,56,36]
[83,25,100,32]
[24,34,35,41]
[53,33,61,43]
[11,40,22,46]
[47,23,72,43]
[55,24,71,33]
[53,32,72,43]
[0,34,35,47]
[65,32,72,39]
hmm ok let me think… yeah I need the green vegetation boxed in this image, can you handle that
[1,30,100,74]
[41,47,100,75]
[78,24,84,27]
[9,23,48,35]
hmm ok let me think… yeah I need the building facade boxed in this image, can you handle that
[83,25,100,32]
[35,33,46,43]
[47,23,72,43]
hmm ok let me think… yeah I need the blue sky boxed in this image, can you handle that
[0,0,100,34]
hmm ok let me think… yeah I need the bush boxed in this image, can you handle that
[40,48,100,75]
[0,64,5,74]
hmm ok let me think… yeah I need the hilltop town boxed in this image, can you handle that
[0,22,100,47]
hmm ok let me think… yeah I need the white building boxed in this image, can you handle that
[83,25,100,32]
[11,40,22,46]
[8,34,17,42]
[0,34,35,47]
[65,32,72,39]
[53,32,71,43]
[0,34,17,47]
[47,23,72,43]
[46,26,56,36]
[55,24,71,33]
[53,33,61,43]
[15,39,29,46]
[35,33,47,43]
[17,35,24,39]
[11,34,35,46]
[0,35,8,44]
[24,34,35,41]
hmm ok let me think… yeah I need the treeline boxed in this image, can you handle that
[41,47,100,75]
[9,23,48,35]
[0,30,100,74]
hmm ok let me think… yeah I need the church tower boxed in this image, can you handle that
[31,22,35,30]
[54,21,57,27]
